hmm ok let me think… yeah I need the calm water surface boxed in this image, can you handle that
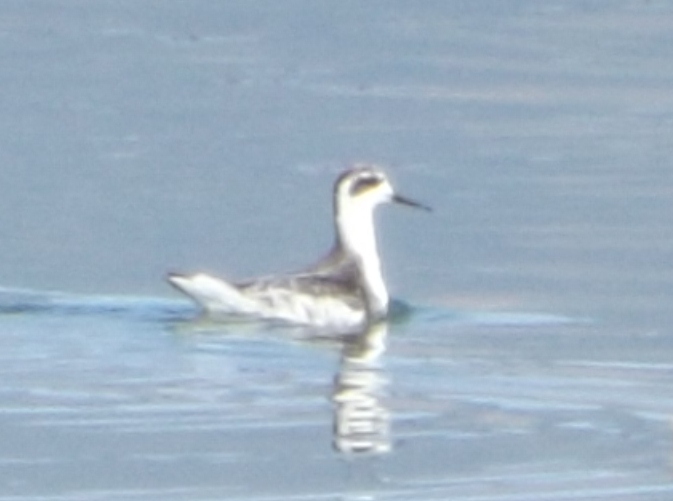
[1,1,673,499]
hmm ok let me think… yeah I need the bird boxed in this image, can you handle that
[167,165,430,331]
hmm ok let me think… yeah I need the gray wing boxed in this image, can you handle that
[237,258,365,311]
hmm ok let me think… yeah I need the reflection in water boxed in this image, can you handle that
[332,322,391,455]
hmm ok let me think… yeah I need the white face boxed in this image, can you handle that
[340,169,393,210]
[335,166,431,214]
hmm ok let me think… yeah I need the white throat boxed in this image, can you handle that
[336,201,389,317]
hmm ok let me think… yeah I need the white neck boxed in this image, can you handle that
[336,203,389,317]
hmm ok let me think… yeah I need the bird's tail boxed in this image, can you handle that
[167,272,258,314]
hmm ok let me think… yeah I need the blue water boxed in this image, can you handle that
[0,288,671,499]
[2,1,673,499]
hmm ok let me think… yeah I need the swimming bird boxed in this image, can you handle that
[167,165,430,330]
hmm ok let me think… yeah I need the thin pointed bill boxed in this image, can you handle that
[392,193,432,212]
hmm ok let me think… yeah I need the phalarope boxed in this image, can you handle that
[167,165,430,329]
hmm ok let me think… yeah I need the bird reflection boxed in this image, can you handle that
[332,321,391,455]
[167,312,393,455]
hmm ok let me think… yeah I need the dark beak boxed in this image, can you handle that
[392,193,432,212]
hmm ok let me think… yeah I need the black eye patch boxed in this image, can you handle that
[350,175,383,196]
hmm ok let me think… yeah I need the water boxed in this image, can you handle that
[1,1,673,499]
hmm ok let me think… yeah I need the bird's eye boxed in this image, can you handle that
[350,176,382,196]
